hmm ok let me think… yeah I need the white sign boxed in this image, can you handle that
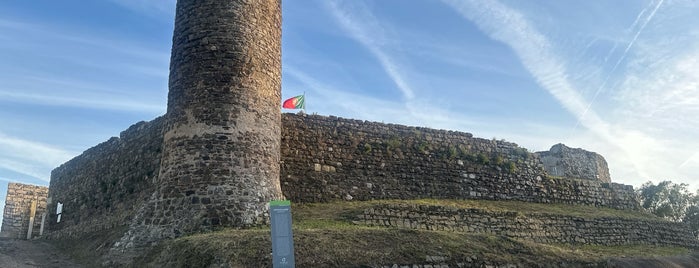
[56,202,63,223]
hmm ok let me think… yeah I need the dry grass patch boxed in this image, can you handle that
[293,199,661,223]
[135,200,689,267]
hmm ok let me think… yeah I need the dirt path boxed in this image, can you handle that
[608,254,699,268]
[0,238,81,268]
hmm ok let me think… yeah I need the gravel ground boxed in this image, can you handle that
[607,254,699,268]
[0,237,81,268]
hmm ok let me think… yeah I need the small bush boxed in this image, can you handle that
[458,145,469,156]
[417,142,430,154]
[477,153,490,165]
[448,146,458,159]
[514,147,529,159]
[493,155,504,165]
[387,137,401,149]
[504,162,517,173]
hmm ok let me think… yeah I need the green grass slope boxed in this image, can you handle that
[129,200,695,267]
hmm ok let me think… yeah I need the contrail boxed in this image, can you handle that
[615,0,664,74]
[574,0,664,130]
[627,1,651,33]
[680,151,699,168]
[325,0,416,101]
[603,43,618,63]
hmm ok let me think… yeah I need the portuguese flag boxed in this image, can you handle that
[282,94,305,109]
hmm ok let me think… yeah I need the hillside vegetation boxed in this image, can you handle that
[118,200,697,267]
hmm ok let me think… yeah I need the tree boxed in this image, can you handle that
[636,181,693,222]
[682,191,699,236]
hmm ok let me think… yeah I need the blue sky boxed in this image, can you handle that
[2,0,699,223]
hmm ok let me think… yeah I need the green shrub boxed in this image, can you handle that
[477,153,490,165]
[505,162,517,173]
[448,146,458,159]
[493,155,504,165]
[387,137,401,149]
[514,147,529,159]
[417,142,429,154]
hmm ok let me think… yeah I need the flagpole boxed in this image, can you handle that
[303,91,306,114]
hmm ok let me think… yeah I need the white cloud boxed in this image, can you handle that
[324,0,508,130]
[440,0,683,185]
[613,48,699,183]
[0,133,75,166]
[106,0,176,19]
[0,90,165,113]
[286,66,423,124]
[0,17,170,83]
[0,159,50,182]
[0,177,16,183]
[0,133,77,181]
[577,0,665,127]
[0,18,169,61]
[617,50,699,132]
[442,0,601,127]
[0,18,169,113]
[325,0,416,101]
[285,65,497,132]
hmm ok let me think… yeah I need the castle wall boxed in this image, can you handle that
[1,183,49,239]
[46,117,164,239]
[359,204,699,248]
[44,113,639,241]
[280,113,639,210]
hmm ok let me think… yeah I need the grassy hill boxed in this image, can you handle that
[108,200,697,267]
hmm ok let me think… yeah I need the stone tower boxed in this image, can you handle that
[537,143,611,183]
[119,0,283,247]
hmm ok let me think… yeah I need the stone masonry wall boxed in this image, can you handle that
[114,0,284,251]
[45,113,639,242]
[359,204,699,248]
[46,117,164,239]
[280,113,638,210]
[537,143,611,183]
[1,183,49,239]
